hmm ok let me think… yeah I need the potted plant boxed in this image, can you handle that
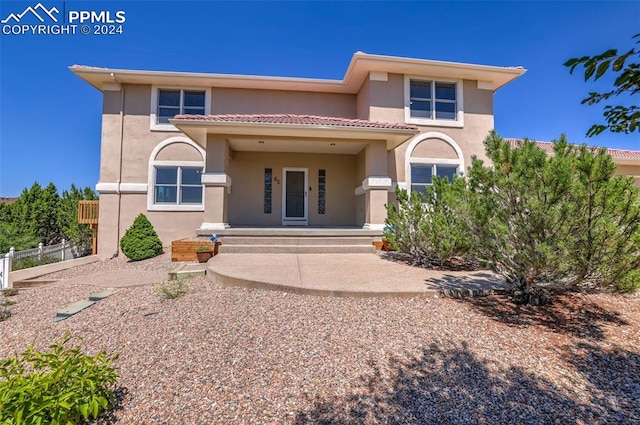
[195,245,214,263]
[382,225,395,251]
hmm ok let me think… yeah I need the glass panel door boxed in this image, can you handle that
[283,168,308,225]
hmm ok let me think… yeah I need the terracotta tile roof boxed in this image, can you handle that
[172,114,419,131]
[505,138,640,161]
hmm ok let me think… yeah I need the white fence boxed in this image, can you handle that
[0,240,78,289]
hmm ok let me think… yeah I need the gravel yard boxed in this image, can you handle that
[1,254,639,424]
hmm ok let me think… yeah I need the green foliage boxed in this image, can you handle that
[155,280,190,299]
[2,289,19,297]
[11,255,61,271]
[196,245,212,252]
[0,183,97,253]
[58,185,98,255]
[565,34,640,136]
[0,332,119,425]
[0,308,10,322]
[119,214,163,261]
[384,176,472,268]
[466,132,640,301]
[0,299,16,307]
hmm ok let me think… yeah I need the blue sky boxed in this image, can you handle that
[0,0,638,197]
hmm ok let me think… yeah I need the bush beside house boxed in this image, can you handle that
[119,214,163,261]
[386,132,640,304]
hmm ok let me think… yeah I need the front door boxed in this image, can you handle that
[282,168,308,225]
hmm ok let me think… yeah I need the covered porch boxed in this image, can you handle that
[172,114,418,232]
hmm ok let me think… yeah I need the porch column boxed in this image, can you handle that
[200,135,231,230]
[362,141,391,230]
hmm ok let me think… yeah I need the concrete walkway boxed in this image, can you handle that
[208,253,508,297]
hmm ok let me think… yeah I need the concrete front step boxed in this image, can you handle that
[219,244,375,254]
[220,236,374,246]
[197,227,383,237]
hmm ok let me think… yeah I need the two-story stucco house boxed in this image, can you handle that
[72,52,639,259]
[72,53,527,258]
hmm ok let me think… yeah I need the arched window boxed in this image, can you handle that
[405,132,464,195]
[147,137,206,211]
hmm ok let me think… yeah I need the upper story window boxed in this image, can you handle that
[150,86,211,131]
[157,89,205,123]
[404,77,463,128]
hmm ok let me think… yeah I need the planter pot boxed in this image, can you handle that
[196,251,214,263]
[382,241,393,251]
[373,241,384,251]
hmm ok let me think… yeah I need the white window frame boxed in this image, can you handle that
[147,137,206,211]
[409,161,461,194]
[153,164,204,205]
[404,76,464,128]
[150,86,211,131]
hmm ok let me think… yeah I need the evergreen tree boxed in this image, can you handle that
[58,184,98,253]
[120,214,163,261]
[466,132,640,303]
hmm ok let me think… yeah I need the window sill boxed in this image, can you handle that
[148,204,204,212]
[150,123,181,132]
[406,117,464,128]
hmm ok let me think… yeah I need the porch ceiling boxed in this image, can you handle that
[228,136,367,154]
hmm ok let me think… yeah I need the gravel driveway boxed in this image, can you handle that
[1,254,638,424]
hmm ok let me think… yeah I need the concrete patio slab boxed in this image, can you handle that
[207,253,508,298]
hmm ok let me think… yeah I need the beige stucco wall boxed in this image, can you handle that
[96,193,204,258]
[412,138,459,159]
[615,164,640,187]
[366,74,494,182]
[101,85,185,185]
[211,88,356,118]
[227,151,357,226]
[356,78,371,120]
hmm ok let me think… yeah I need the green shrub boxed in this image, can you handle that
[0,332,119,425]
[1,299,16,307]
[11,255,61,271]
[2,289,19,297]
[119,213,163,261]
[466,132,640,302]
[155,280,189,299]
[617,270,640,293]
[0,308,10,322]
[384,176,473,268]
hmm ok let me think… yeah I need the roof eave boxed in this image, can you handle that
[171,119,419,150]
[70,52,526,94]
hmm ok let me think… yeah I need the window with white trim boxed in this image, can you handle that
[157,89,206,124]
[409,80,457,120]
[410,163,459,194]
[154,166,203,205]
[405,77,463,127]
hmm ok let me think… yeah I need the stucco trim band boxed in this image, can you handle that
[96,182,148,194]
[201,173,232,187]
